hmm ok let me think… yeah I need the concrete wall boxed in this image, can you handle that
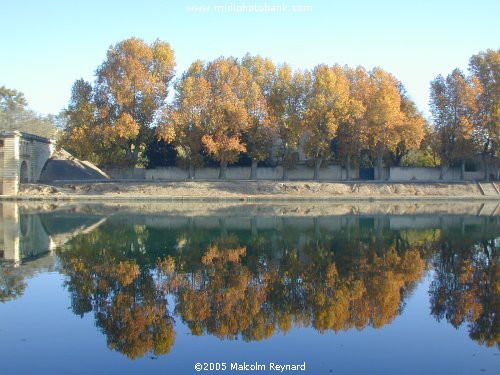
[390,167,484,181]
[107,165,488,182]
[375,167,390,181]
[114,165,359,181]
[99,166,490,182]
[107,167,146,180]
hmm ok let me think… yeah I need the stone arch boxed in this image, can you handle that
[20,161,29,183]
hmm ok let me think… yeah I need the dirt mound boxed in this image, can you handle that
[39,149,109,182]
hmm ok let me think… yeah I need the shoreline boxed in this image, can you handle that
[8,200,500,218]
[3,195,500,202]
[1,181,499,202]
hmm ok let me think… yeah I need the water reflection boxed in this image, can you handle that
[429,231,499,348]
[0,203,106,302]
[1,203,499,360]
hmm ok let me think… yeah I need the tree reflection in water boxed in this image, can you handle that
[53,216,499,358]
[429,230,499,348]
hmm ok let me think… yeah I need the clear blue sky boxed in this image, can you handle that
[1,0,499,117]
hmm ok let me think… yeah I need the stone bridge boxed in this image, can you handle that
[0,130,55,195]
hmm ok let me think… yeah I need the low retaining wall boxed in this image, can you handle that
[106,168,147,180]
[108,165,359,181]
[104,166,487,182]
[390,167,484,181]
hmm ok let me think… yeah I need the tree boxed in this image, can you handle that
[303,64,352,180]
[0,86,28,112]
[143,136,177,168]
[469,49,500,180]
[0,86,57,138]
[387,85,427,167]
[201,57,249,179]
[269,65,311,179]
[59,79,105,165]
[430,69,479,179]
[241,54,276,179]
[157,60,209,178]
[94,38,176,166]
[336,67,370,180]
[363,68,413,180]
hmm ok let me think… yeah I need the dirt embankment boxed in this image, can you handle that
[12,181,499,201]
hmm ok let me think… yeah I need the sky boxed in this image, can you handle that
[1,0,499,118]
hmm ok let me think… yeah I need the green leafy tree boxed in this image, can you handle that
[0,86,57,138]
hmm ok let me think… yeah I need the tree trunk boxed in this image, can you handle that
[132,143,140,164]
[483,154,491,181]
[188,162,194,179]
[313,157,322,181]
[377,152,384,180]
[282,166,288,181]
[440,163,448,180]
[345,155,351,181]
[219,161,228,180]
[250,159,258,180]
[460,159,465,180]
[125,145,132,162]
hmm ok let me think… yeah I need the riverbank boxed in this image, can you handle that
[2,181,499,201]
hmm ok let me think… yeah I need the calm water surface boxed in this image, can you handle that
[0,203,499,374]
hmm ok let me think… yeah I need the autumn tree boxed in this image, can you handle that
[269,65,311,179]
[469,49,500,180]
[63,38,176,167]
[303,64,353,180]
[363,68,424,180]
[389,84,427,166]
[201,57,249,179]
[430,69,480,179]
[336,67,370,180]
[241,54,277,179]
[59,79,106,165]
[157,60,209,178]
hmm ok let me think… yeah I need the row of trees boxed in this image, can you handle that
[59,38,428,180]
[5,37,497,180]
[156,56,428,180]
[430,50,499,180]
